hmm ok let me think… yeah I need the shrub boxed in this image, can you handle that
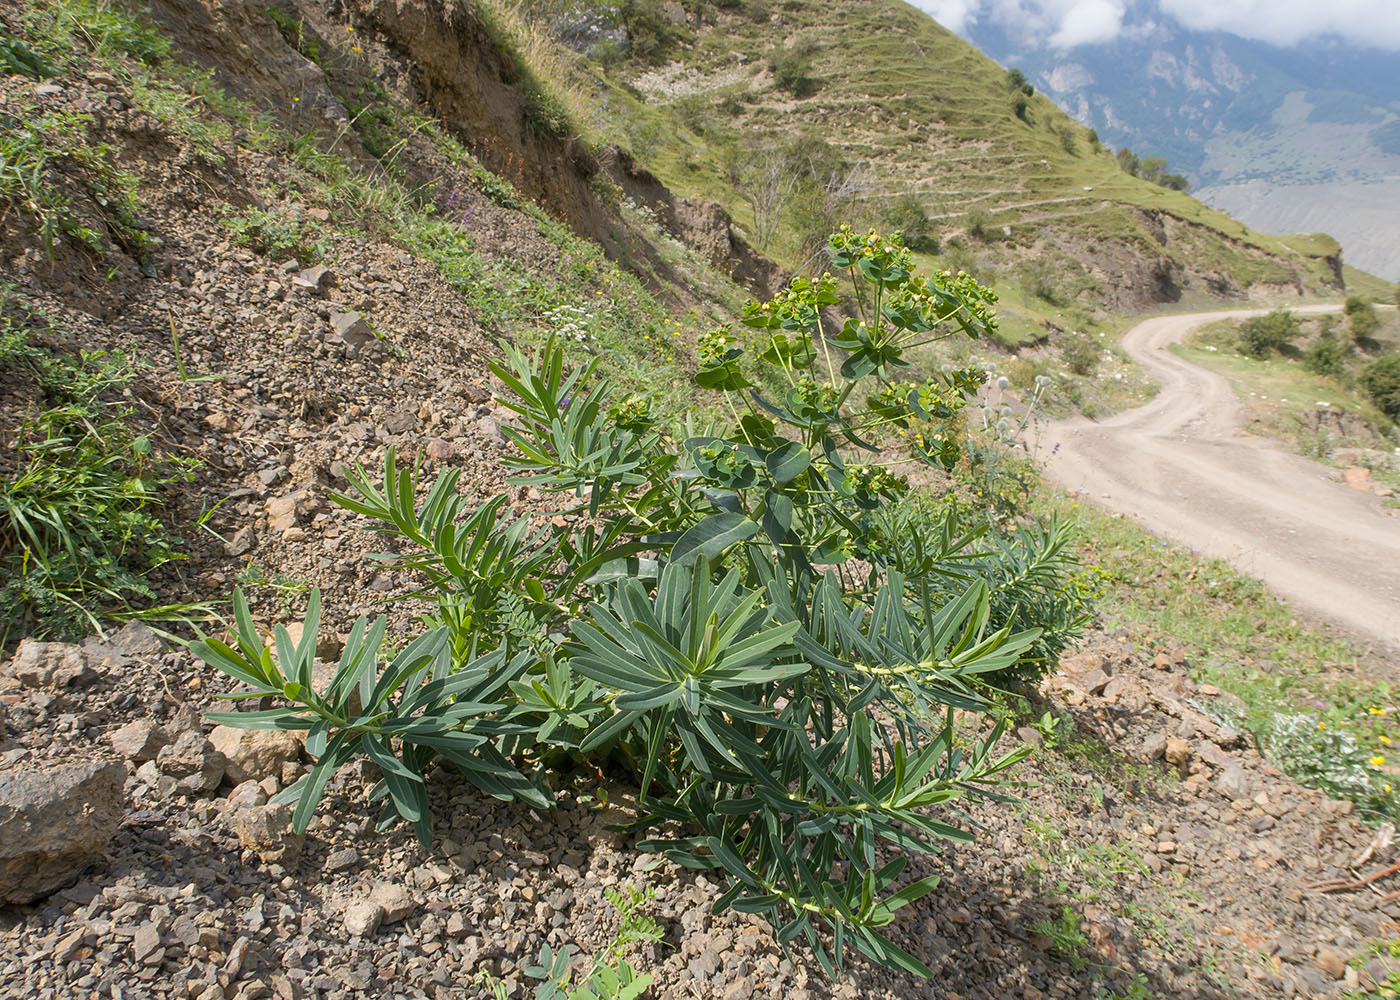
[199,230,1090,979]
[1303,332,1346,378]
[882,192,938,253]
[1360,354,1400,421]
[770,42,817,96]
[1010,93,1030,121]
[1060,331,1100,376]
[964,205,992,239]
[1238,309,1298,358]
[1021,258,1060,304]
[1345,296,1379,339]
[616,0,677,64]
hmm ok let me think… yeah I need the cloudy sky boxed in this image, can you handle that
[911,0,1400,50]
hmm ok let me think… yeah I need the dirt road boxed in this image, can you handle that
[1042,305,1400,651]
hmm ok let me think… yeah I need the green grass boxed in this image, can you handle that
[555,0,1349,315]
[1344,265,1400,303]
[1047,492,1400,824]
[0,288,209,643]
[1176,313,1399,461]
[1348,939,1400,998]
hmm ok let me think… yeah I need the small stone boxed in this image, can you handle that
[229,802,302,864]
[224,935,254,979]
[1155,841,1178,854]
[5,640,94,688]
[225,526,255,556]
[264,492,304,533]
[156,732,226,795]
[1196,741,1232,769]
[210,726,301,784]
[1343,467,1373,490]
[325,848,359,873]
[291,265,333,293]
[0,759,125,903]
[327,312,377,355]
[108,719,169,762]
[1081,669,1111,695]
[132,921,162,963]
[1317,947,1348,980]
[227,780,268,809]
[1164,737,1192,767]
[1141,733,1167,761]
[343,899,384,937]
[1216,763,1252,801]
[370,882,415,923]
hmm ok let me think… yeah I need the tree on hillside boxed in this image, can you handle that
[1238,309,1299,358]
[1360,354,1400,421]
[770,41,818,97]
[1345,296,1379,339]
[884,193,939,253]
[1304,324,1347,378]
[738,141,799,251]
[1114,148,1189,190]
[1138,156,1167,184]
[1006,67,1033,95]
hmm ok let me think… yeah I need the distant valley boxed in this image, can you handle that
[953,4,1400,281]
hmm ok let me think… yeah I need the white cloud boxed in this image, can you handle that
[905,0,1400,50]
[918,0,981,33]
[1159,0,1400,49]
[1049,0,1126,45]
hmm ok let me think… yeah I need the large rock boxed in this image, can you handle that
[155,731,226,795]
[228,800,302,864]
[209,726,301,784]
[4,640,96,689]
[0,759,125,903]
[108,719,170,763]
[327,312,378,355]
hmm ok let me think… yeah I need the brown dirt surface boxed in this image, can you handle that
[1043,306,1400,652]
[4,622,1397,998]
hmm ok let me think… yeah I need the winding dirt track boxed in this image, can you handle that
[1042,305,1400,651]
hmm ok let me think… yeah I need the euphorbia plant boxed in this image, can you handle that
[199,229,1091,979]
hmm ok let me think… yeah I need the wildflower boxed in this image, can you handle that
[1371,707,1389,715]
[1372,756,1386,767]
[1382,735,1393,745]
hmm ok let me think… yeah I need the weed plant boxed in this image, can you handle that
[198,231,1092,979]
[0,290,206,642]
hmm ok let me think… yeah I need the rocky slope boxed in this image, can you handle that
[3,618,1397,999]
[2,0,1399,998]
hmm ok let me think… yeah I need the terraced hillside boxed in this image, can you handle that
[544,0,1362,341]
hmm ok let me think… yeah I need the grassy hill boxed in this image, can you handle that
[505,0,1391,348]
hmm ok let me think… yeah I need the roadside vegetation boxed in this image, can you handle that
[1053,494,1400,828]
[6,0,1400,994]
[1177,302,1400,490]
[197,232,1096,979]
[0,288,209,643]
